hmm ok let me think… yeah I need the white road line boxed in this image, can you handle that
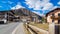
[12,23,21,34]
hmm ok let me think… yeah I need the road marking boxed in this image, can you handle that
[12,23,21,34]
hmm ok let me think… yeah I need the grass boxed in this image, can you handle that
[23,23,31,34]
[29,22,49,31]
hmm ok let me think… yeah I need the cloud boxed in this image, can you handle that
[32,11,41,15]
[32,11,45,16]
[11,2,24,10]
[58,1,60,5]
[25,0,53,10]
[49,6,58,11]
[42,3,53,10]
[25,0,54,16]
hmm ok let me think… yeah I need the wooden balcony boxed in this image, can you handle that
[51,16,60,20]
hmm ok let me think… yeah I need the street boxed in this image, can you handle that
[0,22,25,34]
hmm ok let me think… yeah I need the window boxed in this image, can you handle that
[58,13,60,16]
[58,19,60,24]
[52,13,54,16]
[52,19,54,22]
[52,13,55,18]
[58,13,60,24]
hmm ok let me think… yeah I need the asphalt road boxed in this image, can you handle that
[15,22,25,34]
[0,22,25,34]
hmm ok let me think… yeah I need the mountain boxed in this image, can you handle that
[12,8,42,20]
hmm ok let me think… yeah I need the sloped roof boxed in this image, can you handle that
[46,8,60,17]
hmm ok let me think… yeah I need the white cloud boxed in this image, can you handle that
[58,1,60,5]
[32,11,41,15]
[11,7,15,10]
[25,0,53,10]
[42,3,53,10]
[32,11,45,16]
[25,0,54,16]
[49,6,58,11]
[42,6,58,15]
[11,2,24,10]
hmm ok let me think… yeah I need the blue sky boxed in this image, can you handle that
[0,0,60,16]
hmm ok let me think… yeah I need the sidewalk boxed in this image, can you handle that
[28,24,49,34]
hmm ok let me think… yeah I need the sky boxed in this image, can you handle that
[0,0,60,16]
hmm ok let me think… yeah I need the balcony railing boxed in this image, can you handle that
[51,16,60,19]
[51,16,55,19]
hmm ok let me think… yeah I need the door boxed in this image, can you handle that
[58,13,60,24]
[58,19,60,24]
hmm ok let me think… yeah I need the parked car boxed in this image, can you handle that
[0,19,7,24]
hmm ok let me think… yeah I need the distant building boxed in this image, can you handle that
[7,10,15,22]
[46,8,60,24]
[0,10,15,23]
[0,8,42,23]
[0,11,7,19]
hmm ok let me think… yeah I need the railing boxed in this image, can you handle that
[26,23,49,34]
[51,16,60,19]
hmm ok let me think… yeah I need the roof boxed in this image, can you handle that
[46,8,60,17]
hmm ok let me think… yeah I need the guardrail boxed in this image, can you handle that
[26,23,60,34]
[26,24,49,34]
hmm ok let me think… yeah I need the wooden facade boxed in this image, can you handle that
[46,8,60,24]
